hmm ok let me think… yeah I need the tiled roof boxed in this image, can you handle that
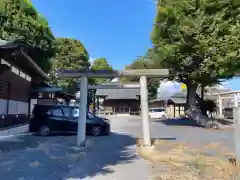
[96,82,140,100]
[149,92,186,104]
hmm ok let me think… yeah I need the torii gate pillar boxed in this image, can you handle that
[77,76,88,146]
[140,76,151,146]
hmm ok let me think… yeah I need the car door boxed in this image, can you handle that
[68,107,79,132]
[61,106,76,131]
[50,107,69,131]
[86,114,97,134]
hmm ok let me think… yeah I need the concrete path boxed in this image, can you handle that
[64,117,153,180]
[0,124,29,139]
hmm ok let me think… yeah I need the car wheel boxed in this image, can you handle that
[91,126,101,136]
[38,125,51,136]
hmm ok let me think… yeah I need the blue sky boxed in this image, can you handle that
[31,0,240,90]
[32,0,155,70]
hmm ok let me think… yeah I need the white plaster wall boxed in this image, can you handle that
[17,101,28,114]
[0,99,7,114]
[8,100,29,114]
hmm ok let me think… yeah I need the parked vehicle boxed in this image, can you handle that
[223,108,233,119]
[29,104,110,136]
[149,107,167,119]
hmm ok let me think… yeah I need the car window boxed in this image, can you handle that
[62,107,71,117]
[152,108,164,112]
[72,108,80,118]
[52,108,64,117]
[88,112,96,119]
[33,106,51,115]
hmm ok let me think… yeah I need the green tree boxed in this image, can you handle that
[49,38,89,93]
[91,57,113,84]
[122,57,160,100]
[151,0,240,115]
[0,0,55,72]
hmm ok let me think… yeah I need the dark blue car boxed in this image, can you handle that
[29,104,110,136]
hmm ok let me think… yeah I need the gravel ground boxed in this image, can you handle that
[0,133,94,180]
[0,116,235,180]
[65,116,235,179]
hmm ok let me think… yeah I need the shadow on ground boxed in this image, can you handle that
[157,118,201,127]
[64,132,137,180]
[0,133,88,180]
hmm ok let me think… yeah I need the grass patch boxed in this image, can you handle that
[136,138,240,180]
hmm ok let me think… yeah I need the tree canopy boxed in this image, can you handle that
[49,38,89,92]
[0,0,55,72]
[150,0,240,108]
[91,57,113,84]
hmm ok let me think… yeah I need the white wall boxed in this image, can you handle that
[0,99,7,114]
[8,100,29,114]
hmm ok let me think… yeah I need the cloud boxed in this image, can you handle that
[157,80,181,100]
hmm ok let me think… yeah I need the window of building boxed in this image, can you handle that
[26,75,32,82]
[1,59,11,67]
[11,66,19,75]
[19,71,26,79]
[38,93,43,98]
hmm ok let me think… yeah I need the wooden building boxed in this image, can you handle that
[30,82,74,112]
[96,82,141,116]
[0,39,75,129]
[0,39,48,129]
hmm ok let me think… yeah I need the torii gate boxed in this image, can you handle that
[57,69,169,147]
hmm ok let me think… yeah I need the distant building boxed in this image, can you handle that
[149,92,186,118]
[95,82,140,116]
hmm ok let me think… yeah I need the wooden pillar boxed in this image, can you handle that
[97,96,100,111]
[93,92,96,114]
[174,104,176,117]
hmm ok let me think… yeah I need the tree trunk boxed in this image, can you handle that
[201,85,204,98]
[185,82,198,111]
[184,82,211,127]
[93,91,96,114]
[184,82,222,129]
[196,93,208,116]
